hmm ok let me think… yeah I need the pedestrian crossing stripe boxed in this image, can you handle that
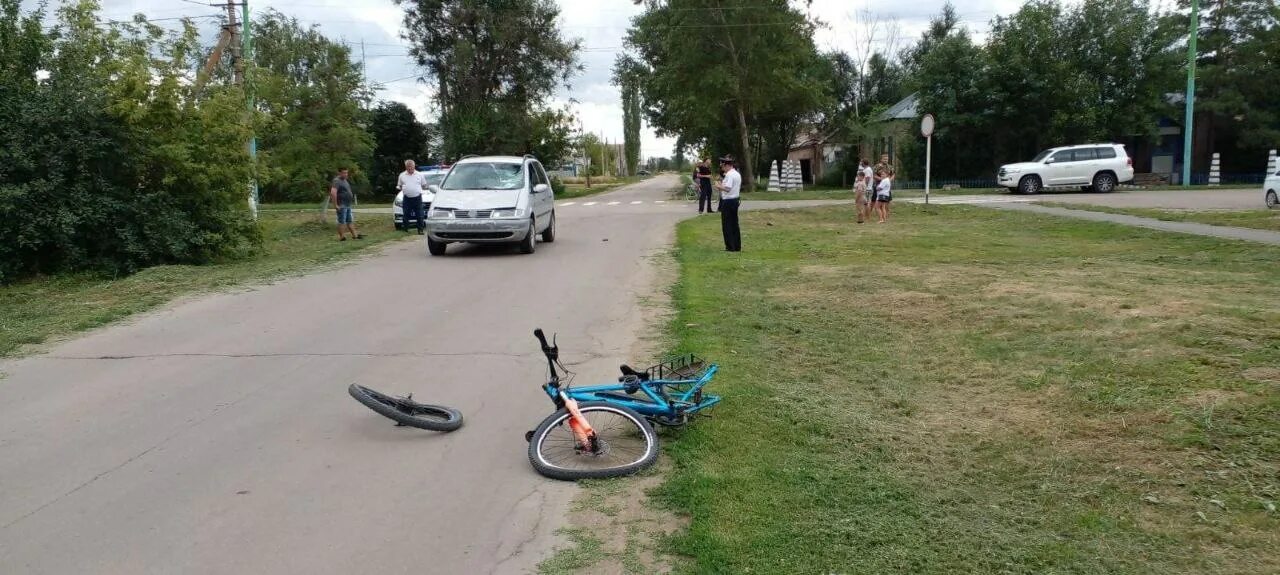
[630,201,642,204]
[607,201,621,205]
[583,201,598,206]
[561,201,576,206]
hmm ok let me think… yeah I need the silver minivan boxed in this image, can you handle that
[424,155,557,256]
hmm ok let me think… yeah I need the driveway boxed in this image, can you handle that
[0,176,715,574]
[1031,187,1263,210]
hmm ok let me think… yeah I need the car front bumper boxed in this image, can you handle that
[425,218,530,243]
[997,173,1020,187]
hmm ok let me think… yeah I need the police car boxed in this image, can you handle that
[393,165,450,230]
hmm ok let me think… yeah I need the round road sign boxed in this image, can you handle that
[921,114,936,138]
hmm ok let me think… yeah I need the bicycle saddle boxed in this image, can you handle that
[618,364,650,381]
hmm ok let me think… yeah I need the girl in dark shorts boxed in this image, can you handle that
[873,169,893,223]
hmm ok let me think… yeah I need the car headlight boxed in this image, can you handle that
[491,208,527,219]
[1002,168,1019,174]
[394,198,403,207]
[428,207,453,219]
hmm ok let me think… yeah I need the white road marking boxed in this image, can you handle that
[560,201,576,206]
[655,200,665,204]
[607,201,621,205]
[583,201,598,206]
[630,201,643,204]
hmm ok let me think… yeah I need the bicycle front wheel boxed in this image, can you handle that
[348,384,464,432]
[528,401,659,481]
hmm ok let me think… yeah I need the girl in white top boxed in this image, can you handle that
[874,169,893,223]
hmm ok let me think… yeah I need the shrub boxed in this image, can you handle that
[549,176,566,195]
[0,3,261,283]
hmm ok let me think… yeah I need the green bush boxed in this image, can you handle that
[549,176,566,195]
[0,2,260,283]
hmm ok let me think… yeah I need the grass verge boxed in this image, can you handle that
[744,187,1006,201]
[658,203,1279,574]
[1040,203,1280,232]
[0,211,411,357]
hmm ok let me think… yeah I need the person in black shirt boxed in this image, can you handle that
[695,158,715,213]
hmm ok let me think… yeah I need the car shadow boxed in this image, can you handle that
[437,242,537,258]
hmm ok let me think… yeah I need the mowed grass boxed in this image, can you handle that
[1041,203,1280,232]
[0,211,411,357]
[744,186,1005,201]
[658,203,1279,574]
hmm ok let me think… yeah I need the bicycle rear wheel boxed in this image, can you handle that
[348,384,464,432]
[528,401,659,481]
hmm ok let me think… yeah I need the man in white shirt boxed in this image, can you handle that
[713,156,742,252]
[398,159,428,234]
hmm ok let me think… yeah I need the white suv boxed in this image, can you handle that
[998,144,1134,194]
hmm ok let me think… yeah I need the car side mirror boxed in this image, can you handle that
[532,183,549,194]
[1044,158,1055,164]
[428,184,442,194]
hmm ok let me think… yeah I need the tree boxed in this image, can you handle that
[0,0,258,282]
[626,0,827,192]
[251,10,373,201]
[369,101,432,200]
[613,55,644,177]
[1177,0,1280,172]
[898,0,1179,179]
[396,0,580,161]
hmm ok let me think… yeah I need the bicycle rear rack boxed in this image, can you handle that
[641,354,707,381]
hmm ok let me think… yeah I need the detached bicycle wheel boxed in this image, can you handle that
[528,401,659,481]
[348,384,463,432]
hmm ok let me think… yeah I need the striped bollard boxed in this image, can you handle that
[1268,150,1277,175]
[1208,153,1220,186]
[767,160,780,192]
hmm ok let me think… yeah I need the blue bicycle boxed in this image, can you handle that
[525,329,721,480]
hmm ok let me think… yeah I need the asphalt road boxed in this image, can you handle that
[0,175,725,574]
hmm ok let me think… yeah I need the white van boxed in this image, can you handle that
[424,155,556,256]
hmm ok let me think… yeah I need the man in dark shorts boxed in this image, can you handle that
[696,158,715,213]
[329,167,362,241]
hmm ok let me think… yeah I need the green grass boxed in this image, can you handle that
[657,203,1279,574]
[1040,203,1280,232]
[0,211,411,357]
[258,201,392,211]
[745,186,1005,201]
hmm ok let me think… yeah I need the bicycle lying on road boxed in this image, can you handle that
[525,328,720,481]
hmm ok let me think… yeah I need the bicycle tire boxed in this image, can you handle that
[527,401,659,481]
[348,384,464,432]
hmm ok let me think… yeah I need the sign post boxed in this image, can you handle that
[921,114,935,205]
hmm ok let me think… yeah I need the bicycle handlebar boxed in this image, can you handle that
[533,328,560,385]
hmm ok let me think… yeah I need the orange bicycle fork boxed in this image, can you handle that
[560,392,597,452]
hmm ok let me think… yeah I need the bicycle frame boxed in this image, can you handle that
[533,328,720,423]
[540,364,721,420]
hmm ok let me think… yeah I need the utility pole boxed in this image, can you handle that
[242,0,258,217]
[220,1,244,86]
[196,2,257,216]
[1182,0,1198,187]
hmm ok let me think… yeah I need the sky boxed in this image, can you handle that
[65,0,1099,160]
